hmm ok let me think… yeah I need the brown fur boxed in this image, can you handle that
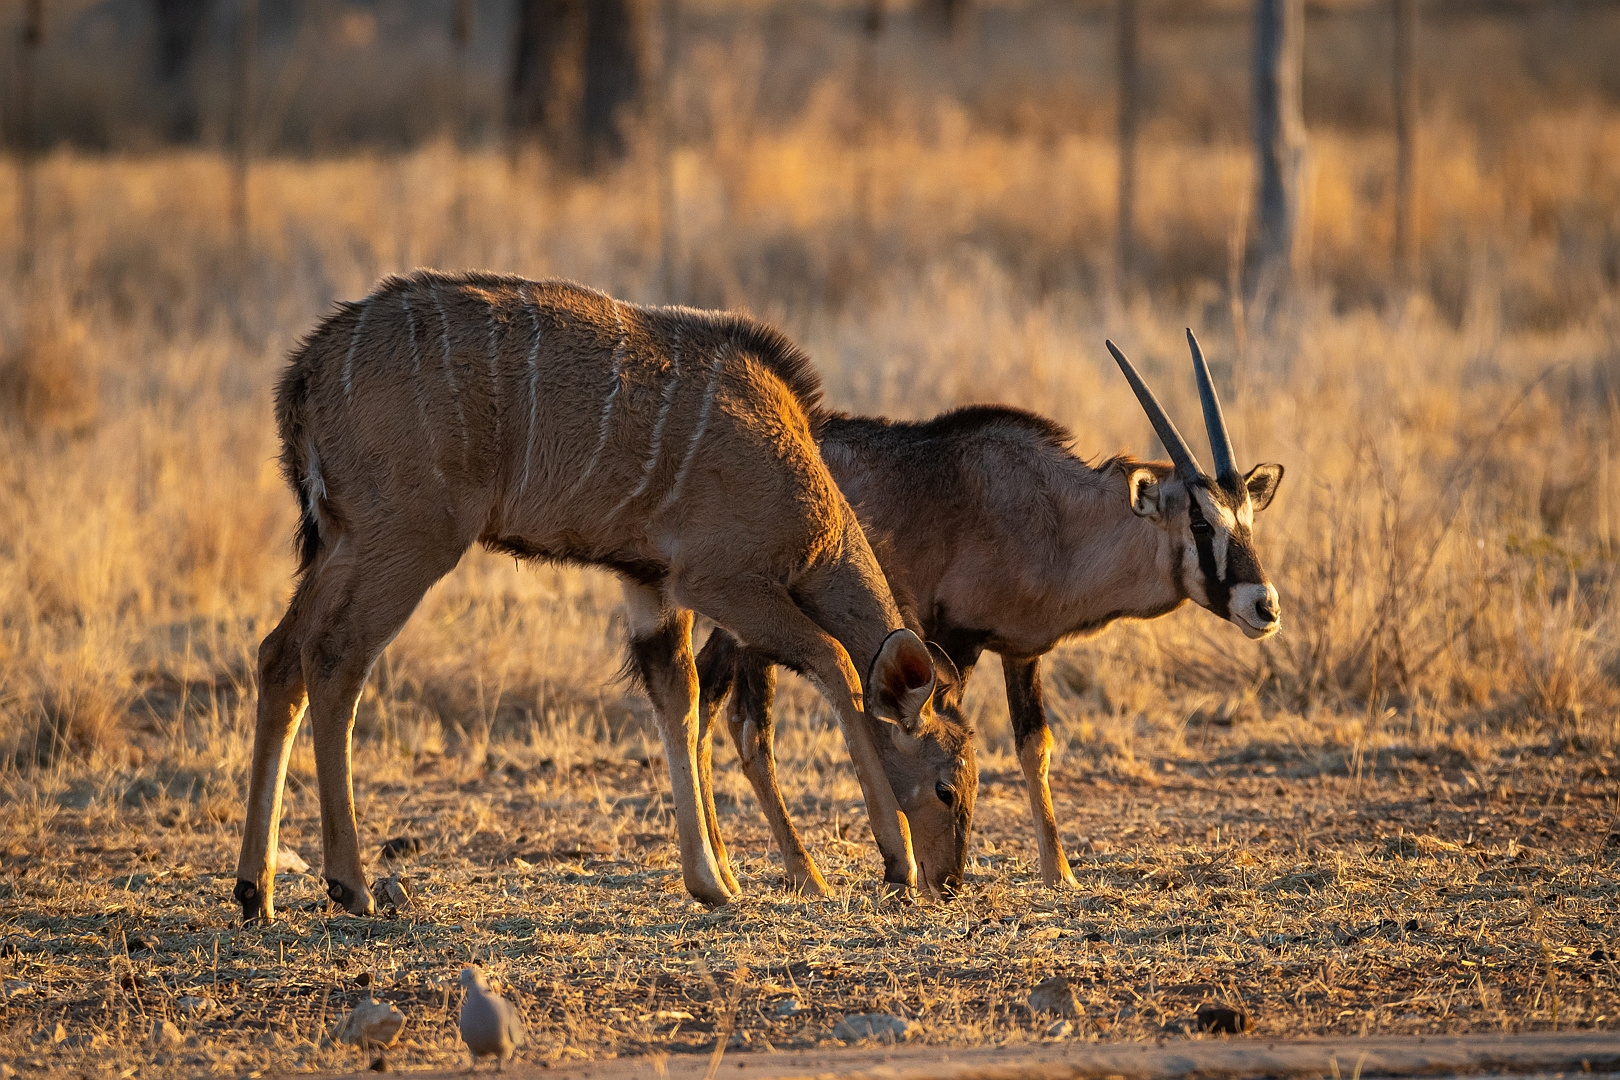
[702,403,1281,890]
[234,271,976,919]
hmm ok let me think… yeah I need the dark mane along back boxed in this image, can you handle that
[659,306,825,422]
[821,404,1075,449]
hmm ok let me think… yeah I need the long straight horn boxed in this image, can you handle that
[1186,329,1240,492]
[1106,340,1204,483]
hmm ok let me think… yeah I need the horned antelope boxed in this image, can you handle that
[698,332,1282,890]
[233,270,977,921]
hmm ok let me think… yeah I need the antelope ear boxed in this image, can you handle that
[1245,463,1284,511]
[869,629,938,736]
[926,642,964,711]
[1127,468,1162,518]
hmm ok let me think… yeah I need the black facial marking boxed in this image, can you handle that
[1187,497,1231,620]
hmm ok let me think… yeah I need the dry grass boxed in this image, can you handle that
[2,35,1620,1076]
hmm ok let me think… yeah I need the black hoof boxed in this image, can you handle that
[326,877,355,908]
[234,879,269,923]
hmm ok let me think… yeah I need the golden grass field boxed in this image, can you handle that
[2,15,1620,1073]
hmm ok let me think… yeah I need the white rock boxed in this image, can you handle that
[176,995,214,1016]
[275,847,310,875]
[335,992,406,1049]
[372,871,413,909]
[831,1013,917,1043]
[150,1019,183,1048]
[1028,975,1079,1018]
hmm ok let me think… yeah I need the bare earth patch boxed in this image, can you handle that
[1,722,1615,1078]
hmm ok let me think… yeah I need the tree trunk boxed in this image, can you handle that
[511,0,644,174]
[151,0,216,142]
[656,0,681,302]
[920,0,967,37]
[1392,0,1418,291]
[1116,0,1140,287]
[230,0,256,262]
[510,0,586,166]
[17,0,42,278]
[579,0,644,171]
[1250,0,1306,292]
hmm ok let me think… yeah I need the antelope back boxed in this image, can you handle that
[279,271,840,579]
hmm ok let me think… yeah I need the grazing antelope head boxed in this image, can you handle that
[867,635,975,895]
[1106,332,1285,640]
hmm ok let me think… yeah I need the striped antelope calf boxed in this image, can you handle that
[698,332,1282,891]
[233,270,977,920]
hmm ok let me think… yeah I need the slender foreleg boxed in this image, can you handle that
[681,576,916,893]
[1003,655,1078,888]
[697,631,831,896]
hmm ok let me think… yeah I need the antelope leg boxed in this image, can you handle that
[1004,656,1078,889]
[624,584,734,906]
[302,549,460,916]
[695,700,741,895]
[696,632,830,896]
[682,578,916,892]
[235,603,311,922]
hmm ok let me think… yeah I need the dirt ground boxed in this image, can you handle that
[1,715,1616,1078]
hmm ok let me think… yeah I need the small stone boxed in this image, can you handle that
[336,992,406,1049]
[380,836,423,862]
[1194,1003,1249,1034]
[150,1020,183,1048]
[1028,975,1079,1018]
[0,1061,17,1078]
[48,1022,67,1045]
[3,979,33,999]
[1045,1019,1074,1039]
[176,995,213,1016]
[831,1013,917,1044]
[771,998,804,1017]
[276,847,311,875]
[123,778,163,807]
[371,872,412,910]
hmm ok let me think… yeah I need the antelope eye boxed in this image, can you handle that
[1190,517,1214,535]
[935,782,956,807]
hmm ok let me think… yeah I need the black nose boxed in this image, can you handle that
[1255,596,1278,623]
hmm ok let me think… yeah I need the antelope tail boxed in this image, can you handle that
[274,352,326,577]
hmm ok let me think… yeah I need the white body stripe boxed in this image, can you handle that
[610,328,682,519]
[341,299,369,401]
[302,436,327,509]
[569,306,629,495]
[401,292,445,483]
[658,345,727,512]
[517,299,543,498]
[431,287,468,466]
